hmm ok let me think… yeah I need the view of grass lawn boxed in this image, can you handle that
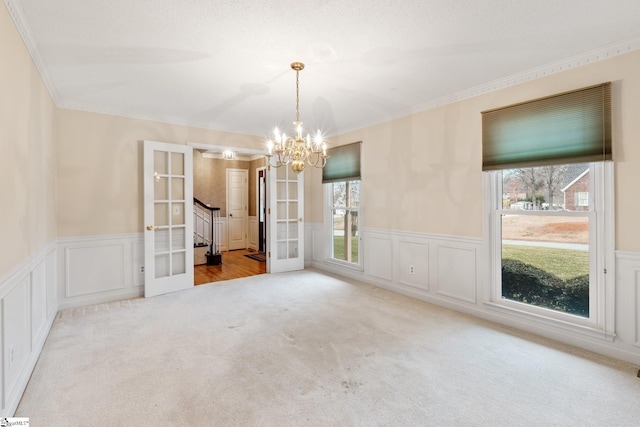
[333,235,359,262]
[502,244,588,280]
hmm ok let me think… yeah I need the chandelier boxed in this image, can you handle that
[266,62,329,174]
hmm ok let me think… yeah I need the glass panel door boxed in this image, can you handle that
[144,141,193,297]
[268,165,304,273]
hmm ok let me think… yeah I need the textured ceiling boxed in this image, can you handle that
[7,0,640,138]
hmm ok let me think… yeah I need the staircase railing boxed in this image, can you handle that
[193,198,221,263]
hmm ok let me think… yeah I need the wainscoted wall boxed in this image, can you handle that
[305,222,640,365]
[57,234,145,310]
[0,241,57,416]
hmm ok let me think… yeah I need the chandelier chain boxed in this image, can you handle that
[295,69,300,123]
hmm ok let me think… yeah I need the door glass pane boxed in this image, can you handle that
[288,201,298,219]
[172,252,186,275]
[171,152,184,175]
[277,166,287,180]
[172,177,185,200]
[288,241,298,258]
[277,202,287,220]
[288,182,297,199]
[154,151,168,174]
[277,222,287,240]
[154,177,168,200]
[277,182,287,199]
[155,253,170,278]
[277,241,287,259]
[288,221,298,239]
[172,227,186,250]
[171,202,185,225]
[155,203,169,226]
[154,228,169,252]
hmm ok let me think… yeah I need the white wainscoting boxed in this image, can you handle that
[57,234,145,310]
[615,251,640,349]
[249,216,258,250]
[306,222,640,365]
[0,241,57,416]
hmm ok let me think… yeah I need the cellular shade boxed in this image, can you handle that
[322,141,362,183]
[482,83,611,171]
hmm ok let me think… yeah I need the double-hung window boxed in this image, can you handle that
[323,142,363,268]
[482,83,614,335]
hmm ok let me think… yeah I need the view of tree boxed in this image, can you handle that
[505,165,573,210]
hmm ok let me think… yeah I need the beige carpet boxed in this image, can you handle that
[17,270,640,426]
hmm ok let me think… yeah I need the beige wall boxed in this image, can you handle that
[56,109,264,237]
[307,50,640,252]
[0,3,57,277]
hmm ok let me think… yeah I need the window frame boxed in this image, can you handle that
[483,162,615,339]
[324,179,363,271]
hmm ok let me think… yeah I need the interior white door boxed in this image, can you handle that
[267,164,304,273]
[143,140,193,297]
[227,168,248,250]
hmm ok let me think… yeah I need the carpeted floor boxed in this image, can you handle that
[16,270,640,426]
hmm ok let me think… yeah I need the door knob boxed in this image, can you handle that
[146,225,153,231]
[230,213,233,217]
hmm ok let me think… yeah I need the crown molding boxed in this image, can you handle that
[6,0,640,137]
[338,35,640,135]
[4,0,61,103]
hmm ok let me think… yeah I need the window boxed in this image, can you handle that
[327,180,360,265]
[482,83,614,335]
[487,162,613,333]
[322,141,362,268]
[575,192,589,207]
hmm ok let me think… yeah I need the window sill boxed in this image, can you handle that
[483,300,615,342]
[324,258,364,272]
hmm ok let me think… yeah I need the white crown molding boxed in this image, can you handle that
[337,35,640,135]
[4,0,61,103]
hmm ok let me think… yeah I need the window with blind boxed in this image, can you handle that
[482,84,614,334]
[324,142,363,268]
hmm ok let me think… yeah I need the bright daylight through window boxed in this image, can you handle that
[500,164,592,317]
[329,180,360,264]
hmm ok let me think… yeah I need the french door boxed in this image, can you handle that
[267,164,304,273]
[143,141,194,297]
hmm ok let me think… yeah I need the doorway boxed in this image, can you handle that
[191,147,268,285]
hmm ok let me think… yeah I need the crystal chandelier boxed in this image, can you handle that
[266,62,328,174]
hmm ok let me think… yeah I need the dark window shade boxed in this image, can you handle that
[482,83,611,171]
[322,141,362,183]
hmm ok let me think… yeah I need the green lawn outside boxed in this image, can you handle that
[333,236,359,262]
[502,244,588,281]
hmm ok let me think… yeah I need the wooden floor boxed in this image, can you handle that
[194,249,266,285]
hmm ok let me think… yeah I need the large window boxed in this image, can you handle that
[482,83,614,335]
[327,180,360,264]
